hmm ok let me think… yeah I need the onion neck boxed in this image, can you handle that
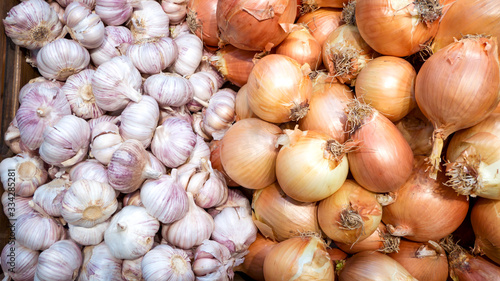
[428,130,444,180]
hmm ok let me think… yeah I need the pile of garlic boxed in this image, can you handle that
[0,0,257,280]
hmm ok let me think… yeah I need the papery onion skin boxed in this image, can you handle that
[209,140,239,187]
[395,107,434,156]
[296,8,343,47]
[276,26,322,70]
[235,84,257,121]
[471,198,500,265]
[236,233,277,281]
[335,223,400,255]
[187,0,219,46]
[301,0,349,13]
[211,45,258,87]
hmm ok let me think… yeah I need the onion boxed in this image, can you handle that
[246,54,312,123]
[416,36,500,179]
[187,0,219,46]
[338,251,417,280]
[276,26,322,70]
[471,198,500,265]
[235,233,277,281]
[210,45,258,87]
[234,84,257,121]
[301,0,348,13]
[355,0,444,56]
[355,56,416,122]
[394,107,434,156]
[208,140,239,187]
[335,223,400,255]
[216,0,297,51]
[318,180,383,244]
[382,157,469,242]
[296,8,343,47]
[220,118,282,189]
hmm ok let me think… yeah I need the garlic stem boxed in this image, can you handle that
[143,168,162,180]
[120,83,143,103]
[117,222,127,231]
[193,96,210,108]
[28,200,52,218]
[61,148,87,167]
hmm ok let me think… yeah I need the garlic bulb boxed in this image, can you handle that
[169,33,203,76]
[162,192,214,249]
[4,119,25,155]
[88,114,120,131]
[141,244,195,281]
[141,171,189,224]
[91,26,134,66]
[36,38,90,81]
[187,159,228,208]
[212,206,257,254]
[92,55,143,112]
[39,115,91,167]
[16,86,71,150]
[193,112,212,141]
[119,95,160,148]
[192,240,235,280]
[126,37,178,74]
[202,88,237,140]
[129,1,170,40]
[147,152,168,175]
[0,153,48,197]
[90,122,123,165]
[3,0,63,49]
[79,242,123,281]
[55,0,96,8]
[104,205,160,260]
[161,0,187,24]
[19,77,63,104]
[62,69,104,120]
[34,240,82,281]
[2,192,33,220]
[159,106,194,125]
[95,0,140,26]
[64,2,105,49]
[152,117,197,168]
[209,188,251,217]
[61,179,118,227]
[177,135,211,173]
[143,73,194,108]
[108,139,163,193]
[187,71,219,112]
[33,178,71,217]
[1,243,39,281]
[69,220,109,246]
[122,256,144,281]
[49,0,66,23]
[170,21,191,39]
[16,209,65,250]
[123,190,143,207]
[69,159,109,183]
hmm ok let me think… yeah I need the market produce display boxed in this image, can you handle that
[1,0,500,280]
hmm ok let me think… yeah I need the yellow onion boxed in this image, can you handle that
[252,182,321,241]
[296,8,343,47]
[471,198,500,265]
[276,25,322,70]
[299,73,354,143]
[335,223,400,255]
[246,54,312,123]
[234,84,257,121]
[301,0,349,14]
[394,107,434,156]
[387,240,448,281]
[356,0,445,56]
[211,45,258,87]
[445,113,500,199]
[263,235,335,281]
[416,36,500,179]
[209,140,239,187]
[318,180,382,244]
[495,103,500,114]
[382,157,469,242]
[338,251,417,281]
[355,56,416,122]
[235,233,277,281]
[217,0,297,51]
[220,118,282,189]
[346,101,414,193]
[327,248,348,262]
[276,128,349,202]
[187,0,219,46]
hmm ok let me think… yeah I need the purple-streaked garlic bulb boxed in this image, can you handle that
[90,26,134,66]
[0,153,48,197]
[144,73,193,108]
[62,69,104,120]
[126,37,178,74]
[129,1,170,41]
[64,2,105,49]
[95,0,140,26]
[119,95,159,148]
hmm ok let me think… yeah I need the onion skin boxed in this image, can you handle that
[236,233,277,281]
[235,84,257,121]
[209,139,239,187]
[394,107,434,156]
[217,0,297,51]
[211,45,257,87]
[302,0,349,13]
[296,8,343,47]
[335,223,400,255]
[276,26,322,70]
[471,198,500,265]
[187,0,219,46]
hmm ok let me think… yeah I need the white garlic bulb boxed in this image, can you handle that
[69,220,109,246]
[202,89,237,140]
[1,243,39,281]
[16,209,65,251]
[122,256,143,281]
[211,206,257,254]
[1,192,33,220]
[19,77,63,104]
[147,152,167,175]
[161,0,187,24]
[55,0,96,8]
[192,240,235,280]
[64,2,105,49]
[36,38,90,81]
[0,153,48,197]
[162,192,214,249]
[62,69,104,120]
[169,33,203,76]
[92,55,143,112]
[90,121,124,165]
[143,73,194,108]
[33,178,71,217]
[16,86,71,150]
[69,159,109,183]
[91,26,134,66]
[152,118,197,168]
[129,1,170,40]
[187,71,219,112]
[34,240,82,281]
[95,0,140,26]
[187,159,228,208]
[88,115,120,131]
[119,95,160,148]
[104,205,160,260]
[141,244,195,281]
[61,179,118,227]
[126,37,178,75]
[159,106,194,125]
[79,242,123,281]
[3,0,63,49]
[39,115,91,167]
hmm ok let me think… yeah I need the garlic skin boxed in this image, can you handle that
[187,159,228,208]
[49,0,66,24]
[16,211,65,251]
[147,152,168,175]
[211,206,257,254]
[88,115,120,131]
[95,0,140,26]
[2,192,33,220]
[91,26,134,66]
[0,154,48,197]
[192,112,212,141]
[92,55,143,112]
[162,192,215,249]
[122,256,144,281]
[64,2,105,49]
[90,121,124,165]
[187,71,219,112]
[34,240,82,281]
[161,0,187,24]
[192,240,236,280]
[69,159,109,183]
[33,178,71,217]
[36,38,90,81]
[61,179,118,227]
[141,244,195,281]
[1,243,39,281]
[79,242,123,281]
[177,135,211,174]
[119,96,160,148]
[4,118,26,155]
[143,73,194,108]
[62,69,104,120]
[152,118,197,168]
[126,37,178,75]
[3,0,63,50]
[169,34,203,76]
[19,77,63,104]
[123,190,143,207]
[104,205,160,260]
[16,86,71,150]
[129,1,170,40]
[202,88,237,140]
[69,220,110,246]
[55,0,97,8]
[39,115,91,167]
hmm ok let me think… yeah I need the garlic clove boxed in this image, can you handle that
[188,158,229,209]
[90,121,124,165]
[15,210,65,251]
[33,178,71,217]
[69,220,110,246]
[187,71,219,113]
[141,244,195,281]
[119,95,160,148]
[79,242,123,281]
[34,240,83,281]
[0,153,48,198]
[192,239,235,280]
[1,243,39,281]
[69,159,109,183]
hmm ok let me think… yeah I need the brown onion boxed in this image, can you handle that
[235,233,277,281]
[335,223,400,255]
[217,0,297,51]
[276,26,322,70]
[301,0,349,13]
[297,8,343,48]
[234,84,257,121]
[211,45,258,87]
[187,0,219,46]
[471,198,500,265]
[416,36,500,179]
[394,107,434,156]
[382,157,469,242]
[209,140,239,187]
